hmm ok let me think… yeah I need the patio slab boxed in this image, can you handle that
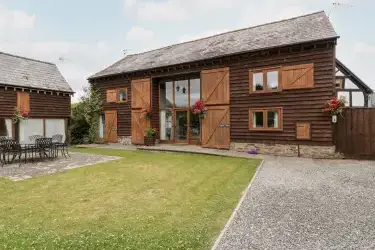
[0,152,121,181]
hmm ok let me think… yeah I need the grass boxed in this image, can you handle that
[0,148,260,250]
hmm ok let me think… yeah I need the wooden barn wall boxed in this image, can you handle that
[0,88,71,118]
[92,42,335,145]
[92,78,132,137]
[0,87,17,118]
[230,48,335,146]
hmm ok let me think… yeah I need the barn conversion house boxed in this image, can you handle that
[89,11,356,157]
[0,52,73,142]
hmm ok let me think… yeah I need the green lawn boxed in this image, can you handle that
[0,148,260,250]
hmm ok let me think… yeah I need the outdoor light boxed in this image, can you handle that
[182,87,187,94]
[176,85,180,92]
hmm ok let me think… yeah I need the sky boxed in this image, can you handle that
[0,0,374,103]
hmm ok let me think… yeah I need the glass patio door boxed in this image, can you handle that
[159,78,201,144]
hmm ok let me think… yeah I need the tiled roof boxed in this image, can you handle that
[0,52,73,93]
[90,11,338,79]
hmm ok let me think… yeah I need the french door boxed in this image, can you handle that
[159,78,201,144]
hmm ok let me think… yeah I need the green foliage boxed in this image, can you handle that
[81,87,102,143]
[144,128,157,136]
[70,102,90,144]
[70,87,102,144]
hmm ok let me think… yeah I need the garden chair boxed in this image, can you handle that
[29,135,43,143]
[0,139,22,167]
[35,138,55,160]
[52,135,69,158]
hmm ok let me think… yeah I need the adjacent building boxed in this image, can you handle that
[0,52,73,143]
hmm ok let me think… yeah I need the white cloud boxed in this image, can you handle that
[137,1,186,21]
[124,0,137,7]
[0,4,35,31]
[126,26,154,42]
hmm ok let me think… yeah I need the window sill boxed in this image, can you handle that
[249,127,283,132]
[249,89,282,94]
[117,100,128,103]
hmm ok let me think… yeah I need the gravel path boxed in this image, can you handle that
[0,152,121,181]
[214,156,375,250]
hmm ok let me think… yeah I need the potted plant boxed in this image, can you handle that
[323,96,346,123]
[141,107,152,120]
[144,128,157,146]
[191,100,208,119]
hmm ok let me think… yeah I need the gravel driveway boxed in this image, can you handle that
[214,156,375,250]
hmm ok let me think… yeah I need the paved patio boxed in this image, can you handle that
[0,152,121,181]
[214,156,375,250]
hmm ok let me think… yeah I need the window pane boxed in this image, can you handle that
[190,78,201,107]
[253,73,264,91]
[160,82,173,109]
[175,80,189,107]
[267,71,279,90]
[19,119,44,143]
[337,92,350,107]
[253,112,264,128]
[267,110,279,128]
[190,112,200,142]
[45,119,66,142]
[352,92,365,107]
[118,89,127,102]
[160,110,173,140]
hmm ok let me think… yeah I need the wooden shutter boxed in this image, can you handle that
[201,68,230,105]
[106,89,117,103]
[281,63,314,90]
[131,79,151,109]
[296,122,311,140]
[17,92,30,112]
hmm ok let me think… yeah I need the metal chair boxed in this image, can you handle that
[53,135,69,158]
[29,135,43,143]
[35,138,55,160]
[0,139,21,167]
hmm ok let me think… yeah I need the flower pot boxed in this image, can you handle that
[144,135,155,146]
[332,115,337,123]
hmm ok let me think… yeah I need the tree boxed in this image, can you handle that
[81,87,102,143]
[70,87,102,144]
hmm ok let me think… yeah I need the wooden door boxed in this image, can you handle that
[105,110,117,143]
[202,106,230,149]
[131,78,151,144]
[201,68,230,149]
[131,109,150,144]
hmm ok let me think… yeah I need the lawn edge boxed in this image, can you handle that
[210,159,265,250]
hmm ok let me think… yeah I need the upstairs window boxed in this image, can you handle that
[249,107,283,131]
[249,68,281,93]
[117,88,128,102]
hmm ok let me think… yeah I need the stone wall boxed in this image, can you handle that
[231,142,343,159]
[118,136,132,145]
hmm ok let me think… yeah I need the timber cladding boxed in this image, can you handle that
[0,88,71,118]
[92,41,335,145]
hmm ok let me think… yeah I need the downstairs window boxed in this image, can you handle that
[249,108,283,131]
